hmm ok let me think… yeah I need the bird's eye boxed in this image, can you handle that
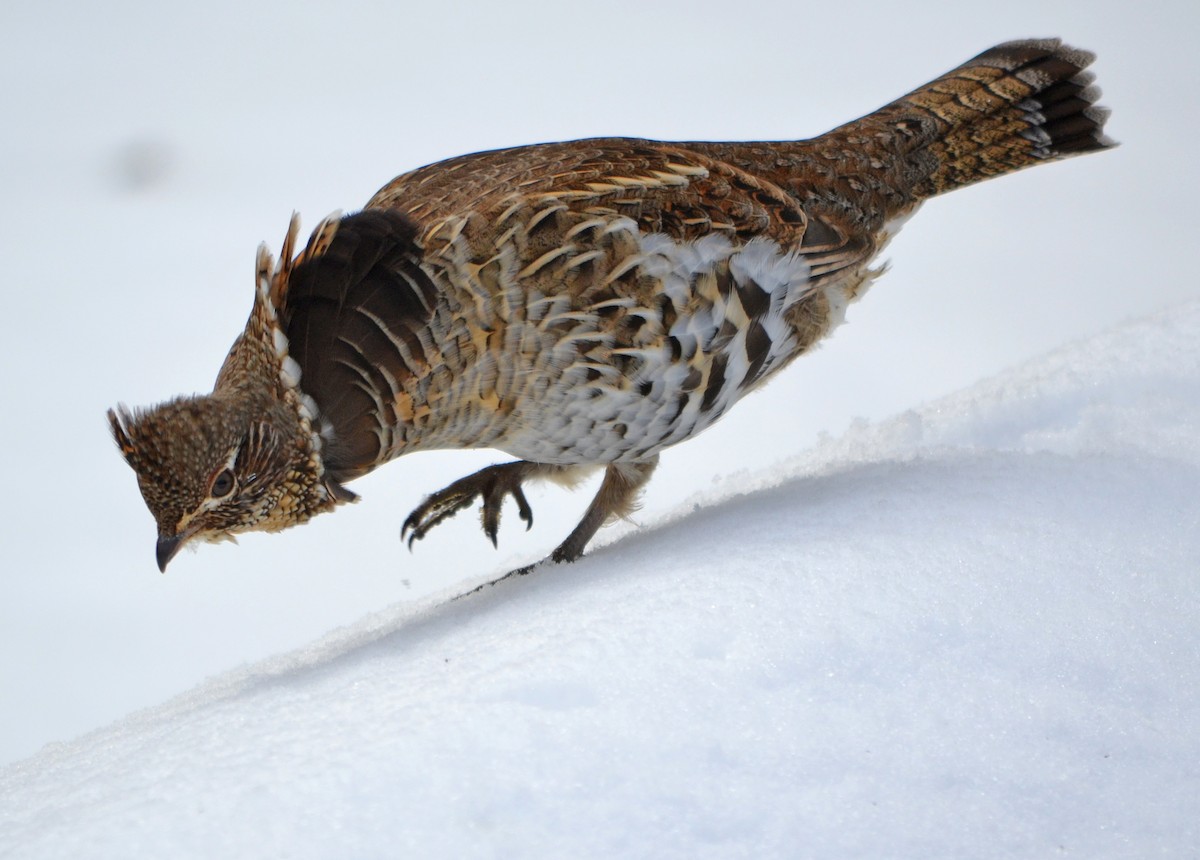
[210,469,236,498]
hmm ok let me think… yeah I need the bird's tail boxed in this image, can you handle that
[827,38,1116,202]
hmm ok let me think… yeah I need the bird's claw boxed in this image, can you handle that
[402,462,536,551]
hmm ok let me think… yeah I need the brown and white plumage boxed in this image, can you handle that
[110,38,1114,571]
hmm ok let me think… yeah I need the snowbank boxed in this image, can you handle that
[2,302,1197,859]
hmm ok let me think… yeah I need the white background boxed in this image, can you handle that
[1,0,1196,767]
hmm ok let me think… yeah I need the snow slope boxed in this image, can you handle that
[8,0,1200,770]
[2,302,1197,859]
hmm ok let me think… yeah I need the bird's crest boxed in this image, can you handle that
[256,212,343,313]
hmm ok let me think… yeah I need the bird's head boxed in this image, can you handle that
[108,396,353,571]
[109,213,361,570]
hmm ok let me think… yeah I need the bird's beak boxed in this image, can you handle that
[156,534,184,573]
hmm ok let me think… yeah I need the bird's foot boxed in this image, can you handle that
[404,457,658,567]
[402,461,537,550]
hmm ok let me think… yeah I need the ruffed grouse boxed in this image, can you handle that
[110,39,1114,572]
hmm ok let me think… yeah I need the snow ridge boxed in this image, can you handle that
[2,302,1199,859]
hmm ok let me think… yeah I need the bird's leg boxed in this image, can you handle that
[549,457,659,563]
[402,460,590,550]
[403,457,659,563]
[449,456,660,600]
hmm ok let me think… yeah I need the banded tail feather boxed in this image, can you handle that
[832,38,1115,202]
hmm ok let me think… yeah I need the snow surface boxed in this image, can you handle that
[2,301,1197,859]
[4,1,1200,854]
[6,0,1200,772]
